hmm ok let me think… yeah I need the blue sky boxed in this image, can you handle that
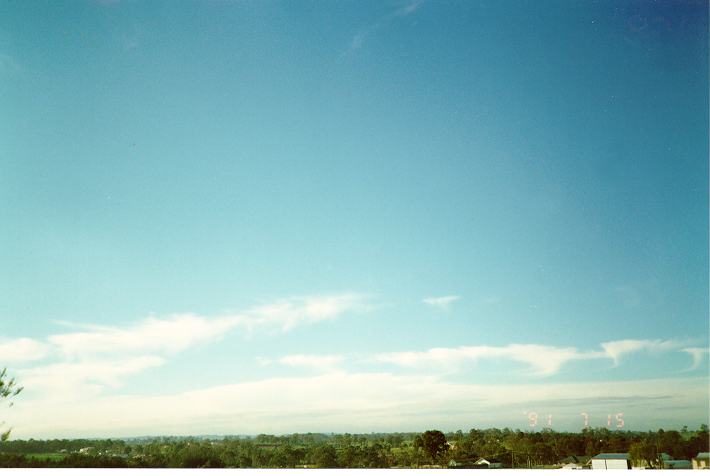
[0,0,708,437]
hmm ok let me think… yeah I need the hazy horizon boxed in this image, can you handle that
[5,422,710,442]
[1,0,708,439]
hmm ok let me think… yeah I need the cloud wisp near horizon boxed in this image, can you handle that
[2,294,371,398]
[371,340,699,376]
[9,371,709,439]
[0,291,707,437]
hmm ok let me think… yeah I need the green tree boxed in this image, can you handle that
[313,445,338,468]
[0,368,22,441]
[337,444,360,467]
[362,442,389,468]
[414,430,448,463]
[629,441,660,468]
[270,444,303,468]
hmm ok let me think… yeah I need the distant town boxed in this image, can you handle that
[0,426,708,469]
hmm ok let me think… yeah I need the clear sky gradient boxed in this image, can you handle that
[0,0,708,438]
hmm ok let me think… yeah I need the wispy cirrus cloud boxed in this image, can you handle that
[600,339,688,366]
[3,289,705,437]
[0,338,49,363]
[373,344,591,376]
[49,314,237,358]
[373,339,698,377]
[278,354,344,371]
[422,295,461,310]
[48,293,370,358]
[19,356,165,401]
[244,293,371,333]
[681,347,709,371]
[397,0,424,16]
[345,0,425,53]
[7,293,371,393]
[10,372,708,438]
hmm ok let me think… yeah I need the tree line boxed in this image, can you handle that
[0,426,707,468]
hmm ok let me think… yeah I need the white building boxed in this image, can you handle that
[474,457,503,468]
[591,453,631,470]
[692,452,709,470]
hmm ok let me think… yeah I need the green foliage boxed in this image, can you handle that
[0,369,22,401]
[25,453,65,462]
[0,426,707,468]
[629,441,660,468]
[173,442,224,468]
[312,444,338,468]
[414,430,448,462]
[0,368,22,442]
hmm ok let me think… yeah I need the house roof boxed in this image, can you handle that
[696,452,710,459]
[593,453,629,460]
[664,459,692,469]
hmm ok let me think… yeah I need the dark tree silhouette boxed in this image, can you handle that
[414,430,448,462]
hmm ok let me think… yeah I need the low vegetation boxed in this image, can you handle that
[0,426,707,468]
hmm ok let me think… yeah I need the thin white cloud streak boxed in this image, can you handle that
[18,356,166,401]
[48,314,237,358]
[5,294,370,394]
[244,293,371,333]
[600,339,688,366]
[346,0,424,53]
[48,293,370,358]
[255,357,273,367]
[4,293,703,435]
[396,0,424,16]
[279,354,344,371]
[682,347,709,371]
[9,373,708,438]
[373,339,693,376]
[422,295,461,310]
[0,338,49,363]
[373,344,591,376]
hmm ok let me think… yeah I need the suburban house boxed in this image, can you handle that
[692,452,710,470]
[559,455,591,469]
[474,457,502,468]
[591,453,631,470]
[448,458,480,469]
[648,453,692,469]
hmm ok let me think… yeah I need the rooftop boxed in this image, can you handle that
[593,453,629,460]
